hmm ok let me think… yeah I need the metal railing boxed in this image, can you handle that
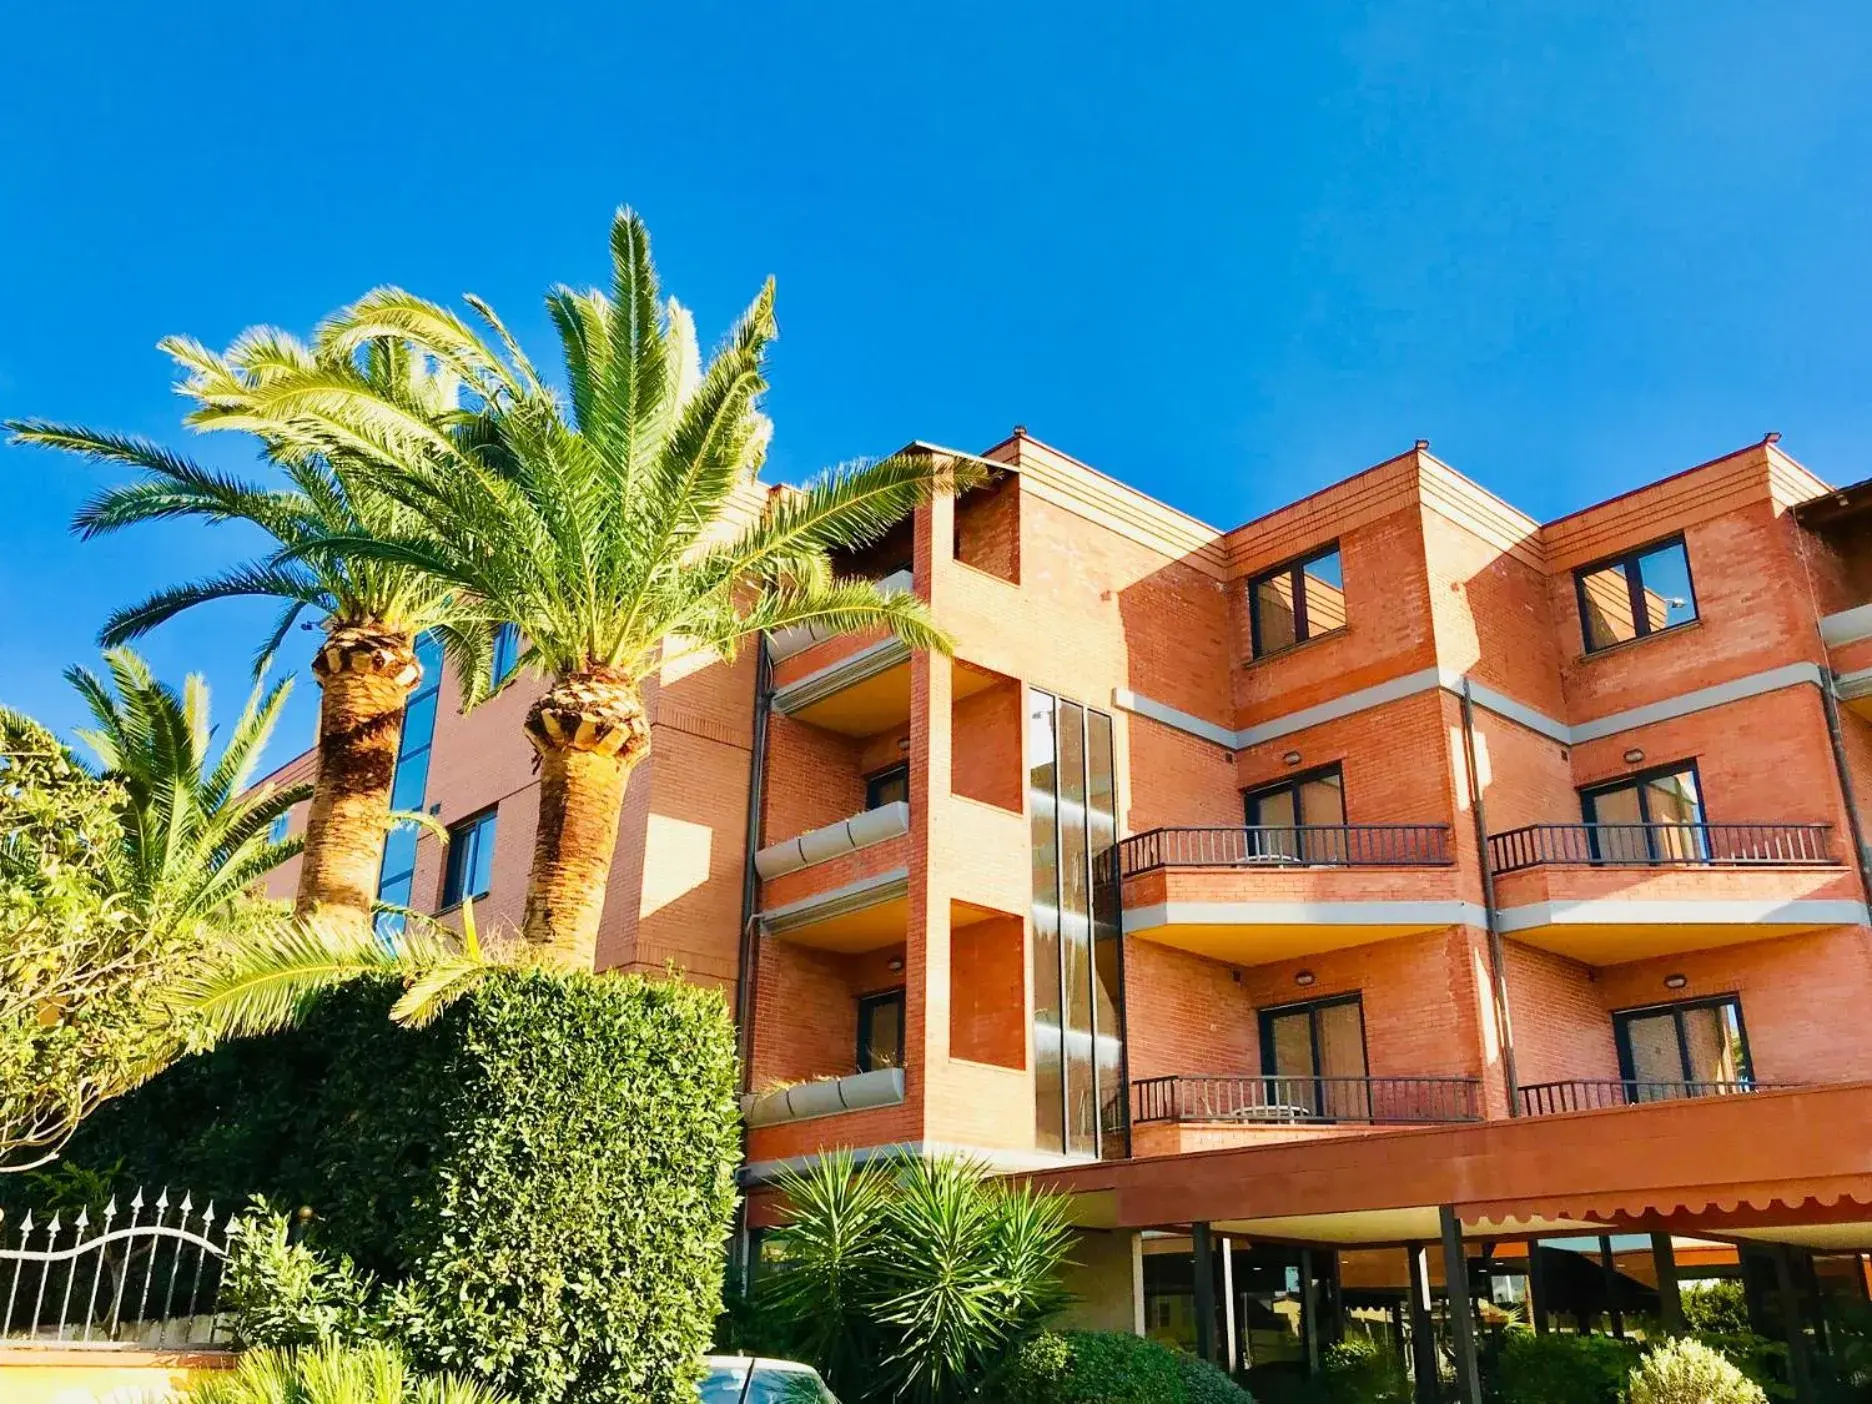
[1487,822,1833,874]
[1,1188,234,1346]
[1518,1078,1784,1115]
[1116,825,1454,877]
[1132,1074,1482,1126]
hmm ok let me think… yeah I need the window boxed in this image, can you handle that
[856,988,905,1072]
[268,812,291,844]
[1614,996,1753,1099]
[1575,536,1698,653]
[491,623,522,685]
[864,763,909,810]
[1581,762,1706,863]
[376,632,444,938]
[1243,765,1347,862]
[1258,995,1369,1120]
[1249,545,1345,658]
[441,809,498,907]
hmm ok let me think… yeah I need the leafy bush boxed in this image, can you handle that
[757,1151,1073,1403]
[1629,1337,1768,1404]
[1496,1332,1641,1404]
[1688,1333,1791,1402]
[185,1340,512,1404]
[65,969,740,1404]
[222,1198,380,1347]
[997,1329,1254,1403]
[1684,1280,1752,1335]
[1321,1335,1410,1404]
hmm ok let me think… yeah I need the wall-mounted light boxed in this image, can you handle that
[898,737,911,754]
[1664,973,1688,990]
[887,957,905,973]
[1623,748,1646,765]
[1294,970,1317,987]
[1282,751,1303,767]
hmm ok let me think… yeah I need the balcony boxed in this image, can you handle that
[1127,1073,1481,1155]
[1487,822,1857,964]
[1116,824,1467,964]
[1519,1078,1790,1116]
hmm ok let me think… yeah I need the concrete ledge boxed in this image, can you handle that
[742,1067,906,1128]
[754,802,910,880]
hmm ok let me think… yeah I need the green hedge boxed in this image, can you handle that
[57,969,740,1404]
[999,1330,1255,1403]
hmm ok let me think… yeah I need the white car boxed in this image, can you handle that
[699,1355,841,1403]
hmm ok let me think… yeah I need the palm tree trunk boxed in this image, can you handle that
[521,669,652,968]
[295,622,421,932]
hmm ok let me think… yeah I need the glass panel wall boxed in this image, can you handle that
[1029,688,1126,1157]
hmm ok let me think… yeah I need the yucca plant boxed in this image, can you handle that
[6,338,491,937]
[762,1151,1073,1404]
[222,207,984,963]
[185,1341,514,1404]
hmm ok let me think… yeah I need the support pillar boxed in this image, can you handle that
[1193,1223,1217,1366]
[1221,1236,1237,1375]
[1773,1246,1817,1404]
[1652,1233,1684,1336]
[1528,1240,1550,1334]
[1600,1234,1625,1338]
[1407,1244,1439,1404]
[1441,1207,1483,1404]
[1301,1248,1321,1378]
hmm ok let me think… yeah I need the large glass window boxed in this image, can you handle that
[856,988,905,1072]
[1581,762,1706,863]
[1243,765,1347,862]
[1575,537,1698,653]
[1259,995,1370,1120]
[1029,689,1125,1158]
[441,808,498,907]
[1614,996,1752,1099]
[491,623,522,685]
[376,633,444,939]
[1249,545,1345,658]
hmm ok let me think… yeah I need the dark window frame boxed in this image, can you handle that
[440,807,499,908]
[1573,534,1699,654]
[856,987,906,1073]
[1248,542,1345,659]
[1256,992,1370,1120]
[1243,763,1347,828]
[1579,758,1708,863]
[864,762,910,811]
[1612,993,1754,1090]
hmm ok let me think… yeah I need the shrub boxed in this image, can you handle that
[1629,1337,1768,1404]
[1683,1280,1752,1336]
[221,1199,380,1347]
[996,1330,1254,1403]
[759,1151,1073,1403]
[1688,1333,1790,1401]
[1496,1332,1641,1404]
[65,969,740,1404]
[184,1340,513,1404]
[1321,1335,1409,1404]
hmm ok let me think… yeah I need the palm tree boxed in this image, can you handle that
[7,340,490,936]
[216,208,985,964]
[67,648,309,938]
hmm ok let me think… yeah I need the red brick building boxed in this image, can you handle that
[261,429,1872,1400]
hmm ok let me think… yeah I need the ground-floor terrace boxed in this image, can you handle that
[1029,1081,1872,1403]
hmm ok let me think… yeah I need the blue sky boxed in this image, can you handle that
[3,2,1870,766]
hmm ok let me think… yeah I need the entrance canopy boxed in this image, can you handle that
[1031,1082,1872,1248]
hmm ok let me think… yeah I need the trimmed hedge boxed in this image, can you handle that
[999,1330,1255,1403]
[58,969,740,1404]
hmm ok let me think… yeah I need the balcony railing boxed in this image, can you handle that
[1519,1078,1788,1116]
[1487,822,1834,874]
[1116,825,1454,878]
[1132,1074,1482,1126]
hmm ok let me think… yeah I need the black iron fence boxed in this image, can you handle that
[1487,822,1833,874]
[1518,1078,1784,1115]
[1116,825,1454,878]
[0,1188,234,1346]
[1132,1074,1482,1126]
